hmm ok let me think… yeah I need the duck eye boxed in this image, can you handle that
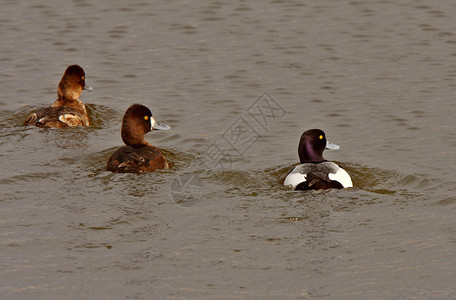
[144,116,149,121]
[81,76,85,80]
[319,135,324,140]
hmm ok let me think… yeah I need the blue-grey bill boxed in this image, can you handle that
[326,141,340,150]
[153,122,171,130]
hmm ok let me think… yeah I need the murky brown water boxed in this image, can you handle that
[1,0,456,299]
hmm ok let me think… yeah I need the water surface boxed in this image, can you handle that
[1,0,456,299]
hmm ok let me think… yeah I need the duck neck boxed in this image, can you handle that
[52,96,84,108]
[121,125,151,148]
[56,81,82,103]
[299,143,325,163]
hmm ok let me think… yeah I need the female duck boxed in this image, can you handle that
[107,103,171,173]
[284,129,352,190]
[24,65,92,128]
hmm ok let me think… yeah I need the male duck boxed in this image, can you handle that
[284,129,352,190]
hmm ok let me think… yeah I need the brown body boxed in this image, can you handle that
[107,146,168,173]
[24,65,90,128]
[107,104,169,173]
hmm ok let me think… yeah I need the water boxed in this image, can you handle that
[1,0,456,298]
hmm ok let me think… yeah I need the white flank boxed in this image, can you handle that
[328,167,353,188]
[284,163,353,190]
[284,168,307,189]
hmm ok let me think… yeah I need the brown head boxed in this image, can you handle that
[121,104,152,148]
[57,65,90,102]
[120,103,170,148]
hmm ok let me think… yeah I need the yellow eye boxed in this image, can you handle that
[144,116,149,121]
[81,76,85,80]
[319,135,324,140]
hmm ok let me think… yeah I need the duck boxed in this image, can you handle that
[24,65,92,128]
[284,129,352,190]
[107,103,171,173]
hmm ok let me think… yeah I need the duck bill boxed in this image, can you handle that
[151,117,171,130]
[84,85,93,91]
[326,140,340,150]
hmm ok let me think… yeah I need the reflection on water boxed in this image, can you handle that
[1,0,456,299]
